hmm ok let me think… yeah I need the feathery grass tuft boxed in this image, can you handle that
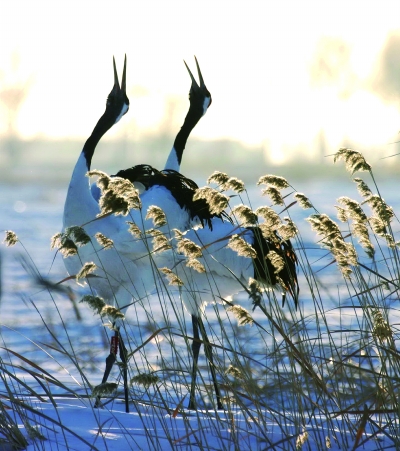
[337,197,368,222]
[267,250,285,274]
[95,232,114,249]
[354,177,373,198]
[255,206,281,229]
[147,229,171,253]
[159,267,184,286]
[80,294,106,315]
[127,221,142,238]
[51,226,91,257]
[76,262,97,282]
[3,230,18,247]
[260,186,284,206]
[333,147,372,174]
[131,373,161,388]
[248,277,263,308]
[226,365,246,380]
[226,305,254,327]
[227,235,257,259]
[89,171,141,216]
[186,258,206,273]
[100,305,125,320]
[294,192,313,209]
[146,205,167,227]
[371,309,393,342]
[307,213,358,277]
[231,204,258,226]
[92,382,118,397]
[193,186,230,215]
[177,238,203,258]
[207,171,229,186]
[257,174,290,190]
[278,218,298,240]
[207,171,245,193]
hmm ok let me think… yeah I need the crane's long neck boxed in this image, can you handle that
[164,106,202,171]
[83,117,112,170]
[63,116,112,228]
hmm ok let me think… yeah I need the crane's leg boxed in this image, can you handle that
[188,315,223,410]
[118,332,130,413]
[94,328,130,412]
[188,315,201,410]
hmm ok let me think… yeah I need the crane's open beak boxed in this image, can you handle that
[112,55,127,95]
[184,56,206,90]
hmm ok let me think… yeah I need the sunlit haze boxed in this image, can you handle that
[1,1,400,164]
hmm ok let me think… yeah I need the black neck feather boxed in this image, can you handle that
[83,115,114,170]
[173,106,203,166]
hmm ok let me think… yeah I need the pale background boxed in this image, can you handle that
[1,0,400,174]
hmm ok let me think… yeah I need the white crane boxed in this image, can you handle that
[61,56,225,412]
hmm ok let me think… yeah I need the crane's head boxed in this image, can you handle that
[184,56,212,117]
[105,55,129,125]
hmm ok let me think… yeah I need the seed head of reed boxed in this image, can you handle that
[95,232,114,249]
[127,221,142,238]
[226,305,254,327]
[258,174,290,190]
[228,235,257,259]
[353,177,373,198]
[267,251,285,274]
[336,206,348,223]
[294,192,313,209]
[80,295,106,315]
[207,171,245,193]
[207,171,229,186]
[231,204,258,226]
[193,186,230,215]
[333,148,371,174]
[372,309,393,342]
[65,226,91,246]
[226,364,247,380]
[255,206,281,229]
[3,230,18,247]
[147,229,171,253]
[307,214,342,240]
[248,277,263,308]
[100,305,125,320]
[76,261,97,282]
[87,169,110,191]
[224,177,245,193]
[186,258,206,273]
[146,205,167,227]
[90,172,141,216]
[337,197,368,223]
[365,194,394,224]
[159,267,184,286]
[307,214,358,277]
[261,186,284,206]
[177,237,203,258]
[352,222,374,257]
[51,226,91,257]
[258,224,280,243]
[296,431,309,449]
[277,218,298,240]
[130,373,161,388]
[92,382,118,397]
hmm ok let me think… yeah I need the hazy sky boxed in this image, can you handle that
[1,1,400,163]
